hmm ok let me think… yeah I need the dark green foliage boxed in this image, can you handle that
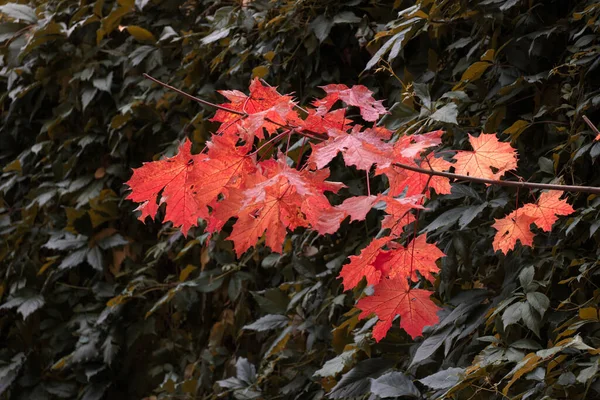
[1,0,600,399]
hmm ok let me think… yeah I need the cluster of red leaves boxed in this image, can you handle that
[126,79,575,341]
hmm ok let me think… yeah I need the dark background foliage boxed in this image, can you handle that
[1,0,600,399]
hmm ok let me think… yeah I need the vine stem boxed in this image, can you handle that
[143,73,247,116]
[393,161,600,194]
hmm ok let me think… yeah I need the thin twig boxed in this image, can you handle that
[143,73,247,116]
[259,78,309,114]
[583,115,600,137]
[393,162,600,194]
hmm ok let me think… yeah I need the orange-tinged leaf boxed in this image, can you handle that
[308,127,393,171]
[211,78,300,141]
[379,156,452,198]
[125,139,207,235]
[339,238,391,290]
[521,190,575,232]
[453,133,517,180]
[381,195,422,237]
[126,137,256,236]
[357,277,441,340]
[313,84,388,122]
[386,235,444,283]
[227,158,343,256]
[335,195,381,222]
[492,211,536,254]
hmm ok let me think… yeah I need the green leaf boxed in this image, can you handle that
[378,102,418,130]
[422,206,470,232]
[519,266,535,291]
[0,4,37,23]
[526,292,550,317]
[92,72,113,92]
[86,246,104,271]
[419,367,465,390]
[328,358,395,399]
[430,103,458,124]
[369,371,420,398]
[201,27,230,45]
[242,314,288,332]
[236,357,256,385]
[502,302,523,327]
[458,203,487,229]
[333,11,361,24]
[129,45,154,66]
[314,349,357,378]
[58,249,88,270]
[310,15,333,43]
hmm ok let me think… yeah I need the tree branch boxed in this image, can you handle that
[143,73,247,116]
[393,161,600,194]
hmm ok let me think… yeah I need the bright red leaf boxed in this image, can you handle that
[211,78,300,141]
[452,133,517,180]
[491,211,536,254]
[338,238,392,291]
[125,139,206,235]
[386,235,444,283]
[308,126,393,171]
[357,277,441,340]
[520,190,574,232]
[312,84,388,122]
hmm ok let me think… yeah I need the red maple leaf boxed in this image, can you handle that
[298,109,352,135]
[520,190,574,232]
[211,78,300,141]
[491,210,536,254]
[308,127,393,171]
[357,277,441,340]
[335,195,381,222]
[386,235,444,283]
[378,156,452,198]
[452,133,517,180]
[312,84,388,122]
[126,137,256,236]
[381,195,422,237]
[125,139,206,235]
[338,237,392,290]
[227,158,343,256]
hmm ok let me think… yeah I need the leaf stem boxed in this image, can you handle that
[393,161,600,194]
[143,73,247,116]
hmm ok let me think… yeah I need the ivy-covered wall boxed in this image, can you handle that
[1,0,600,399]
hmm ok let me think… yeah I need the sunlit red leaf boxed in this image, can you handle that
[521,190,575,232]
[357,277,441,340]
[125,139,206,235]
[338,238,391,290]
[313,84,388,122]
[453,133,517,180]
[491,211,536,254]
[308,127,393,171]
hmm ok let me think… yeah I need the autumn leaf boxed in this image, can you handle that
[453,133,517,180]
[335,195,381,222]
[228,158,343,256]
[492,211,536,254]
[308,127,393,171]
[125,139,207,235]
[338,238,391,290]
[126,137,256,236]
[386,235,444,283]
[312,84,388,122]
[357,277,441,340]
[381,195,422,237]
[211,78,301,141]
[520,190,574,232]
[378,156,452,198]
